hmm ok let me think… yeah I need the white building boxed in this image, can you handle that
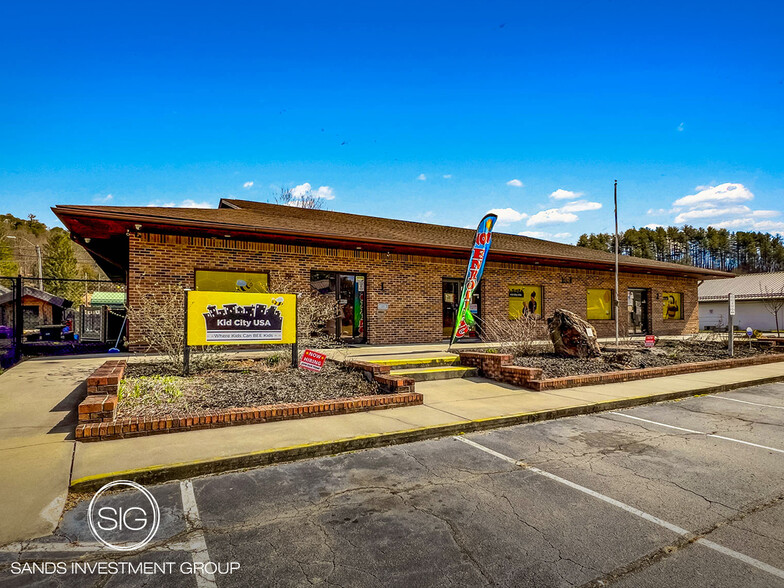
[699,272,784,332]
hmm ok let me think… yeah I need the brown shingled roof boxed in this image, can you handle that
[52,200,732,278]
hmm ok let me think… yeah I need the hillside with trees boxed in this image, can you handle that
[0,213,105,284]
[577,226,784,274]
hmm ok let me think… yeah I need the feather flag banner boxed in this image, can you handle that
[450,213,497,347]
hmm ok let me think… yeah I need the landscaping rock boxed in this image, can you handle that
[547,309,602,358]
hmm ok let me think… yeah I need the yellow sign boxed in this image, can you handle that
[508,285,543,319]
[662,292,683,320]
[587,288,613,320]
[194,270,269,293]
[186,291,296,345]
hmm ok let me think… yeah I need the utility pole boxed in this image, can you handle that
[35,245,43,290]
[6,236,43,290]
[614,180,620,347]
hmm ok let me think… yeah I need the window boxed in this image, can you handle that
[662,292,683,320]
[195,270,269,293]
[509,285,543,319]
[587,288,613,320]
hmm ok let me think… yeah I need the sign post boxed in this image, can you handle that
[291,299,299,368]
[183,289,191,375]
[728,293,735,357]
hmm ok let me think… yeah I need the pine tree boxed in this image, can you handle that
[42,229,78,300]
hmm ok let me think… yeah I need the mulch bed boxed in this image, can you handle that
[510,340,778,379]
[119,358,378,419]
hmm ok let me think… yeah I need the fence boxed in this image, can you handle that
[0,276,127,366]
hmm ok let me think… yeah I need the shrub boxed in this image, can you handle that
[479,312,551,356]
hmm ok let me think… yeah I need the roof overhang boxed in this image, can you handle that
[53,205,734,280]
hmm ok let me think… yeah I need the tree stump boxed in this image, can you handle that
[547,309,602,358]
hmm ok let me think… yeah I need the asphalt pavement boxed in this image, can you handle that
[2,382,783,587]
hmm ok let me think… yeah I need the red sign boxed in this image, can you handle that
[644,335,656,348]
[300,349,327,372]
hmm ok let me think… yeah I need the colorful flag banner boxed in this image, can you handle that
[450,213,498,346]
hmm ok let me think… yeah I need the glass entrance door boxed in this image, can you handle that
[310,271,366,343]
[338,274,366,341]
[628,288,649,335]
[442,279,480,339]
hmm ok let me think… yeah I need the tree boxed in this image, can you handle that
[0,233,18,277]
[42,229,79,299]
[273,187,327,210]
[760,283,784,337]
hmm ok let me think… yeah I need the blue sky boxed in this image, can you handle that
[1,1,783,242]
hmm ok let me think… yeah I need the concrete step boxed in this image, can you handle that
[388,366,479,382]
[365,356,460,371]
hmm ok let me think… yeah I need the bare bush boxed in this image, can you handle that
[272,277,342,348]
[480,312,551,356]
[125,284,224,373]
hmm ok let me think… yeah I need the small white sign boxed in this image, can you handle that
[586,327,594,338]
[377,303,389,311]
[729,293,736,316]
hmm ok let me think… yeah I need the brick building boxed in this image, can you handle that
[54,199,730,347]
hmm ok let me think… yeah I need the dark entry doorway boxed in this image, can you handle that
[310,271,367,343]
[442,279,481,339]
[628,288,649,335]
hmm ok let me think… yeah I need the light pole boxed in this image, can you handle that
[6,235,43,290]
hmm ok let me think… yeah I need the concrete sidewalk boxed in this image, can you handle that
[69,359,784,494]
[0,355,108,546]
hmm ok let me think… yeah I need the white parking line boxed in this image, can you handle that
[708,396,784,410]
[608,412,784,454]
[455,436,784,581]
[180,480,217,587]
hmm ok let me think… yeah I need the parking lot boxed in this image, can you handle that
[2,382,783,587]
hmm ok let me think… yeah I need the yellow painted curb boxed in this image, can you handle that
[69,372,784,493]
[367,357,458,367]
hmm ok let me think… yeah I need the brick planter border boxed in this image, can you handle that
[77,392,423,442]
[459,350,784,391]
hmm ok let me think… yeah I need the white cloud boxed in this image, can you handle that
[559,200,602,213]
[93,193,113,203]
[677,122,684,132]
[673,183,754,208]
[549,188,583,200]
[443,174,452,179]
[147,199,213,208]
[526,209,579,226]
[663,182,784,233]
[417,173,427,181]
[243,181,254,189]
[291,182,312,198]
[673,205,752,224]
[488,207,528,225]
[506,179,523,187]
[290,182,335,200]
[645,223,663,229]
[752,210,780,218]
[314,185,335,200]
[647,208,668,215]
[517,230,572,241]
[713,218,784,234]
[180,199,214,208]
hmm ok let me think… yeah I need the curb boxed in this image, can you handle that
[69,373,784,493]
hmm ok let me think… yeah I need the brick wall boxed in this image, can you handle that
[127,233,699,348]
